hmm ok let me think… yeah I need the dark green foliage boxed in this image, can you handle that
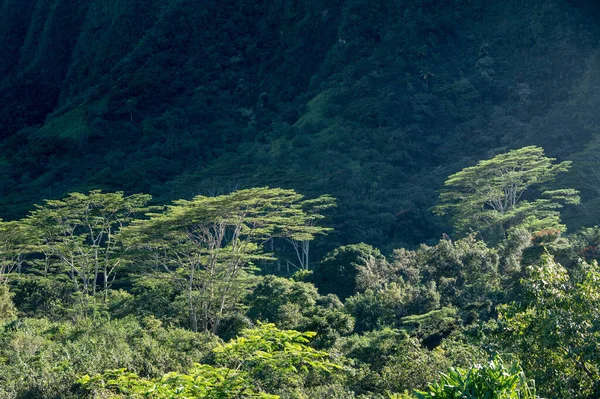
[315,243,389,299]
[338,329,485,396]
[0,0,599,250]
[108,274,188,327]
[341,235,502,335]
[244,275,354,347]
[401,307,461,349]
[345,284,409,333]
[10,276,77,320]
[394,236,501,319]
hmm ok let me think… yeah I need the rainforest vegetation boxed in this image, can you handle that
[2,0,600,398]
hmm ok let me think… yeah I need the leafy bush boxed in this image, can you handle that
[78,323,343,399]
[414,356,539,399]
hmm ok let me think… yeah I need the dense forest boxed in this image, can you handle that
[2,0,600,398]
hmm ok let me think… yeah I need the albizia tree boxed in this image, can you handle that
[434,146,579,242]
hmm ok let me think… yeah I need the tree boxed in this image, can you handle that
[244,275,354,347]
[315,243,391,300]
[0,219,28,284]
[127,188,333,333]
[434,146,579,241]
[25,191,151,308]
[394,235,500,313]
[78,365,276,399]
[498,254,600,398]
[283,195,336,271]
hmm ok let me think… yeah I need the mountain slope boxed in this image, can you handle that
[1,0,600,249]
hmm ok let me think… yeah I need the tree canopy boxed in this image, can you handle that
[435,146,579,240]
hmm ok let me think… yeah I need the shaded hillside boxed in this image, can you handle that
[1,0,600,249]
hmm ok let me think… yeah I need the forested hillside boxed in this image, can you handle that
[2,1,600,398]
[2,0,600,248]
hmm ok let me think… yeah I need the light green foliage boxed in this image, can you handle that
[0,317,218,399]
[128,187,332,332]
[0,178,593,399]
[78,365,276,399]
[213,323,342,392]
[388,393,416,399]
[435,146,579,241]
[499,254,600,398]
[414,356,539,399]
[283,195,336,270]
[78,323,341,399]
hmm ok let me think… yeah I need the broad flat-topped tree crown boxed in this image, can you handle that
[127,187,334,332]
[434,146,579,240]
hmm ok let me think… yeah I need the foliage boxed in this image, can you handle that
[338,329,485,397]
[77,365,276,399]
[0,316,218,399]
[24,190,151,308]
[0,219,28,284]
[401,307,461,348]
[0,182,596,398]
[0,284,17,323]
[394,235,500,314]
[498,254,600,398]
[345,284,411,333]
[2,0,599,251]
[315,243,391,300]
[414,356,539,399]
[213,323,342,393]
[127,187,332,332]
[78,323,342,399]
[0,3,599,391]
[435,146,579,241]
[244,275,354,347]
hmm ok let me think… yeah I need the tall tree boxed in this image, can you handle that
[25,191,151,308]
[434,146,579,241]
[284,195,335,270]
[0,219,28,284]
[127,187,333,333]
